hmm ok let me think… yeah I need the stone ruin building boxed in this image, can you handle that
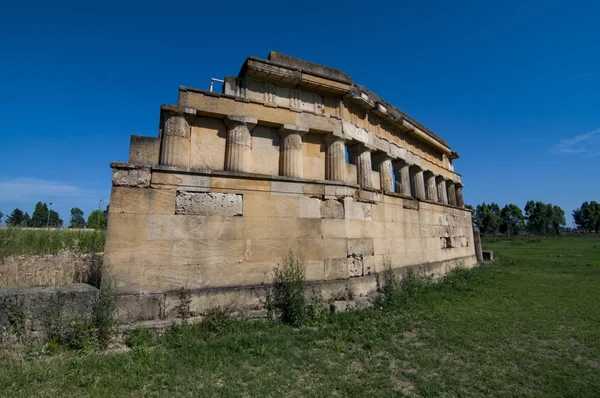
[105,52,477,321]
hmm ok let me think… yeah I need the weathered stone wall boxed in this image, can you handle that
[105,52,477,319]
[106,167,475,296]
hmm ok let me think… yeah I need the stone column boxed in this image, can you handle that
[160,112,190,167]
[425,171,438,202]
[447,181,457,206]
[396,161,412,196]
[378,156,394,192]
[436,176,448,205]
[473,225,483,263]
[325,135,346,182]
[410,165,426,200]
[279,124,308,178]
[224,115,256,173]
[455,183,465,207]
[355,145,373,189]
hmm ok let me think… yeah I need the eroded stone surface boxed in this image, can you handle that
[112,168,151,188]
[175,191,242,216]
[320,199,344,219]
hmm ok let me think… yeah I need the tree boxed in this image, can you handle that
[524,201,565,234]
[6,208,25,226]
[23,212,31,227]
[0,210,3,224]
[573,201,600,232]
[551,205,566,235]
[30,202,48,227]
[29,202,62,227]
[474,202,501,235]
[87,209,107,230]
[500,204,525,235]
[69,207,86,229]
[48,210,63,228]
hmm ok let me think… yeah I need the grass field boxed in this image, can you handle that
[1,236,599,397]
[0,227,105,259]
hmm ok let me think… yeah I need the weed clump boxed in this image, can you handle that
[266,250,307,326]
[375,255,427,310]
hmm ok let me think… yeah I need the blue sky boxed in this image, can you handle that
[1,0,598,226]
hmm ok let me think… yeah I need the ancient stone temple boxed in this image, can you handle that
[105,52,476,320]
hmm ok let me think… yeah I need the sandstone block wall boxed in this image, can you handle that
[104,52,477,316]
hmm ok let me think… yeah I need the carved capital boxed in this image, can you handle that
[225,115,257,130]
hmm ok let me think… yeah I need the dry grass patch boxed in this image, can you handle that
[0,251,102,288]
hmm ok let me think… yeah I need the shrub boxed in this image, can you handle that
[175,286,192,322]
[375,256,427,310]
[92,278,117,348]
[266,250,307,326]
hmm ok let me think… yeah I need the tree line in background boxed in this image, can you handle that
[572,201,600,233]
[0,202,109,230]
[466,200,598,235]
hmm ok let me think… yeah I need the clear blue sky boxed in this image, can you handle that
[1,0,599,226]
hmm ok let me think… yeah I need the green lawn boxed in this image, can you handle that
[1,236,599,397]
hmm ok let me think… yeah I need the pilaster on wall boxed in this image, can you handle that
[410,165,426,200]
[447,181,457,206]
[224,115,257,173]
[425,171,438,202]
[455,184,465,207]
[355,144,373,189]
[279,124,308,178]
[377,156,394,193]
[395,161,412,197]
[436,176,448,205]
[325,135,346,182]
[160,113,190,167]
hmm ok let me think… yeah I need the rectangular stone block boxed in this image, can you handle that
[348,256,363,277]
[299,196,321,218]
[384,221,404,238]
[175,191,242,216]
[403,198,419,210]
[105,213,150,244]
[297,239,347,260]
[113,167,151,188]
[268,218,322,240]
[271,181,303,196]
[244,194,299,218]
[321,219,346,239]
[241,217,270,240]
[171,239,247,267]
[210,176,271,194]
[324,185,356,199]
[189,118,227,171]
[357,189,383,204]
[363,255,377,275]
[324,258,349,280]
[129,135,160,166]
[146,215,245,241]
[320,199,344,219]
[151,172,210,192]
[109,187,176,215]
[305,260,325,281]
[302,183,325,197]
[343,197,372,220]
[345,220,385,239]
[347,238,374,257]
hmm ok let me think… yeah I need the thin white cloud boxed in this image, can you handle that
[572,72,595,79]
[0,178,88,202]
[553,128,600,155]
